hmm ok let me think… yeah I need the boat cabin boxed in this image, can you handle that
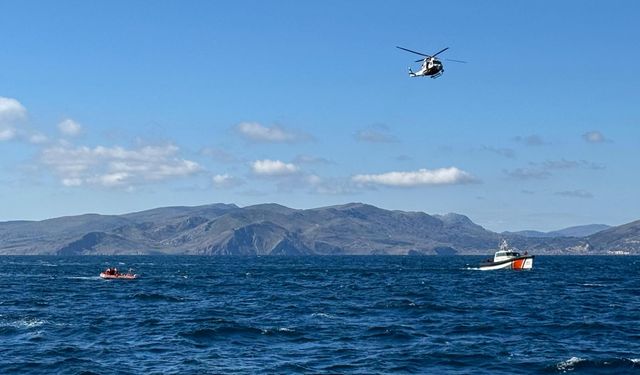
[494,250,521,262]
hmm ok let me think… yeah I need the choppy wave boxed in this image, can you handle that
[1,255,639,373]
[180,324,302,342]
[553,356,640,372]
[1,317,47,329]
[311,312,334,319]
[132,292,187,303]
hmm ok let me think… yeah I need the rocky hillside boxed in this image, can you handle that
[0,203,636,255]
[586,220,640,253]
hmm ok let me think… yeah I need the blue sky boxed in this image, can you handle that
[1,1,638,231]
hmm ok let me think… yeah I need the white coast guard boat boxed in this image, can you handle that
[478,239,534,271]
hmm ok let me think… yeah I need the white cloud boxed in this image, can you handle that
[251,159,299,176]
[212,173,244,189]
[58,118,83,137]
[0,97,27,123]
[95,172,130,187]
[352,167,476,187]
[28,132,48,144]
[236,122,310,143]
[212,173,231,185]
[0,128,16,141]
[61,178,83,187]
[40,143,201,188]
[582,131,610,143]
[305,174,322,185]
[0,97,27,141]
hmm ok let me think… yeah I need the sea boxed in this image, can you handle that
[1,256,639,374]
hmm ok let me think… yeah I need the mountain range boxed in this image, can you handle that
[0,203,638,255]
[502,224,611,238]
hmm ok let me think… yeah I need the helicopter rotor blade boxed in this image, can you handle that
[396,46,430,57]
[431,47,449,57]
[445,59,467,63]
[415,58,427,63]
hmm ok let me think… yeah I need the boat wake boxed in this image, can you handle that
[65,276,101,281]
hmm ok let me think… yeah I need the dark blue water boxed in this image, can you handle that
[1,256,639,374]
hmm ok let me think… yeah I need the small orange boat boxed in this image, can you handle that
[100,267,138,279]
[100,272,138,279]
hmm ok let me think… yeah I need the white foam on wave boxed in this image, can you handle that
[260,327,295,335]
[556,356,585,372]
[311,312,334,319]
[21,318,47,328]
[630,358,640,364]
[1,318,47,329]
[38,261,58,267]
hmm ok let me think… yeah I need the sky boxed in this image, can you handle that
[1,0,638,232]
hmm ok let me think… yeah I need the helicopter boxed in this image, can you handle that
[396,46,466,78]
